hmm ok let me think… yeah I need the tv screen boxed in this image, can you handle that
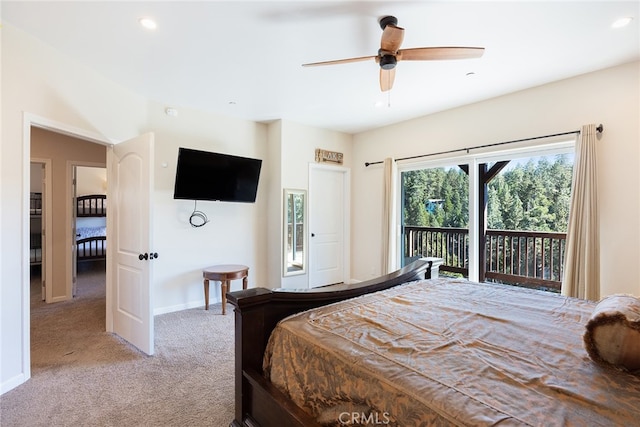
[173,147,262,203]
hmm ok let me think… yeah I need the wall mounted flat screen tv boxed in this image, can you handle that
[173,147,262,203]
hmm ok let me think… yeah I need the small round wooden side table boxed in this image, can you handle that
[202,264,249,314]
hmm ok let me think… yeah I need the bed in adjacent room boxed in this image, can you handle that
[228,259,640,427]
[75,194,106,262]
[30,192,43,265]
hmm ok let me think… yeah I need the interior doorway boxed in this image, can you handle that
[29,125,108,373]
[73,166,108,297]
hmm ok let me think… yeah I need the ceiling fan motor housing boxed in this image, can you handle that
[379,54,397,70]
[379,15,398,30]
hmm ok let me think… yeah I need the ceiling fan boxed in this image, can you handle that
[303,16,485,92]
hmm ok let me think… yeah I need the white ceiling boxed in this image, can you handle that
[3,1,639,134]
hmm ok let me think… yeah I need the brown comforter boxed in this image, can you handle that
[264,278,640,426]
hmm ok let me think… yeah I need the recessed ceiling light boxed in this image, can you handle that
[139,17,157,30]
[611,17,633,29]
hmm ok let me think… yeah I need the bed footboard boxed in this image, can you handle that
[227,258,441,427]
[76,236,106,261]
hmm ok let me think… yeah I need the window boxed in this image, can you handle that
[399,144,574,292]
[401,163,469,276]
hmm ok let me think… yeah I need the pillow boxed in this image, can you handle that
[584,294,640,372]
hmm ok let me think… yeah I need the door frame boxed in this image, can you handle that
[308,163,351,287]
[22,113,112,381]
[67,162,107,299]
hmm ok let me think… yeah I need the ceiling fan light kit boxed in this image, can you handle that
[379,53,397,70]
[303,15,485,92]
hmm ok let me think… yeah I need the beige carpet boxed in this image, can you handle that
[0,262,235,426]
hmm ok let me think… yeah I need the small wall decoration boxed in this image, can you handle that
[315,149,344,165]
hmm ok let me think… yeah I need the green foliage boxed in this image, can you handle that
[489,155,572,232]
[402,166,468,227]
[402,155,573,232]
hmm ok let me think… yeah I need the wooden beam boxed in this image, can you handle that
[478,160,509,282]
[485,161,509,183]
[478,163,488,282]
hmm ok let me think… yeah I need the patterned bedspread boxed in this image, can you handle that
[264,278,640,426]
[76,226,106,240]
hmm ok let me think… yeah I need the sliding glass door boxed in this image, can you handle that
[399,146,574,292]
[400,163,469,276]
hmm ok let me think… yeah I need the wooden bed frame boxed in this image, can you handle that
[30,192,43,265]
[227,258,441,427]
[76,194,107,262]
[77,194,106,217]
[76,236,107,261]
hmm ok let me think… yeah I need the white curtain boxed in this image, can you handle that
[562,124,600,300]
[382,158,397,274]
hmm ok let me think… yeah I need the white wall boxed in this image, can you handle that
[149,101,269,313]
[351,61,640,298]
[76,166,107,196]
[265,121,283,288]
[277,120,352,289]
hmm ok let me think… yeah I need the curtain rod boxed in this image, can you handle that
[364,124,603,167]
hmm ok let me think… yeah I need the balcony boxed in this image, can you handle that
[404,226,566,292]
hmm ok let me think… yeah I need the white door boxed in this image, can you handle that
[107,133,155,355]
[308,165,350,288]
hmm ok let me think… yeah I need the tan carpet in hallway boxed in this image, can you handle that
[1,262,235,426]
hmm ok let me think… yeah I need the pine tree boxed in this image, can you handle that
[402,155,571,232]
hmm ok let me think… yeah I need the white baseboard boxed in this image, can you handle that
[153,297,221,316]
[1,372,27,395]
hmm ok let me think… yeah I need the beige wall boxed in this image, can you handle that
[351,61,640,298]
[31,127,106,301]
[76,166,107,196]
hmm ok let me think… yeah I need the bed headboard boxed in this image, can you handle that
[77,194,106,217]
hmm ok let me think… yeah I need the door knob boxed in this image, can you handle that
[311,233,315,237]
[139,253,148,260]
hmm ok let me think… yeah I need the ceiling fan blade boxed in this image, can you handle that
[302,55,376,67]
[380,68,396,92]
[380,24,404,53]
[397,47,485,61]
